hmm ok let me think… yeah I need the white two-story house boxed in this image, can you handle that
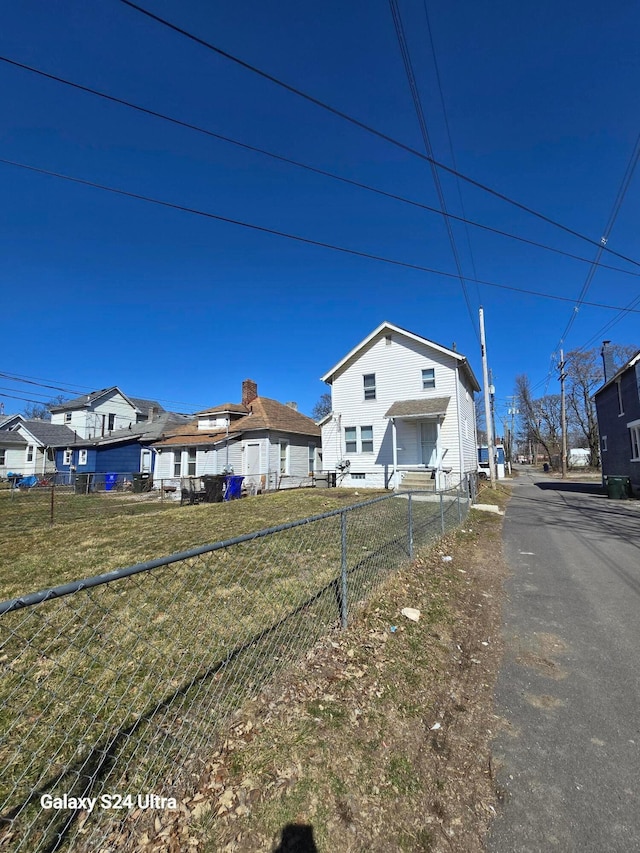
[50,387,164,439]
[320,322,480,490]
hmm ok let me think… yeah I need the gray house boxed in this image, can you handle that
[593,342,640,496]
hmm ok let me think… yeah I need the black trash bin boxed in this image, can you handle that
[75,473,91,494]
[133,473,152,493]
[543,463,550,473]
[606,475,631,500]
[202,474,225,503]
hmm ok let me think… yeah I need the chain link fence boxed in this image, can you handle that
[0,475,182,534]
[0,481,473,852]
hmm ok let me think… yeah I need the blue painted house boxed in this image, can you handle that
[54,411,191,478]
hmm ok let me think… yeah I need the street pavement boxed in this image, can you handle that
[488,469,640,852]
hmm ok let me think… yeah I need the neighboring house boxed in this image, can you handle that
[593,341,640,495]
[54,411,191,477]
[320,322,481,490]
[50,387,165,439]
[0,431,28,478]
[153,379,321,492]
[0,417,79,477]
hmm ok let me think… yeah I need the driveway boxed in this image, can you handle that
[488,470,640,852]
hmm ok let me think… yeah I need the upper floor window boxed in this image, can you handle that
[601,435,608,452]
[363,374,376,401]
[64,412,72,424]
[422,368,435,390]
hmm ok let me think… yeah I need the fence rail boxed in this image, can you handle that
[0,482,472,852]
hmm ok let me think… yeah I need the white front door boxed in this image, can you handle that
[245,442,261,476]
[420,422,438,467]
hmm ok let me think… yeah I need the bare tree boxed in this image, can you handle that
[311,392,332,421]
[515,375,562,465]
[22,394,69,421]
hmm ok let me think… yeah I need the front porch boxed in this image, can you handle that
[385,397,452,491]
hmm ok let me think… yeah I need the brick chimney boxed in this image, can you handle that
[148,406,158,422]
[601,341,616,383]
[242,379,258,406]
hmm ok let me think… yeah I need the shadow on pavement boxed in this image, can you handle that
[534,481,604,496]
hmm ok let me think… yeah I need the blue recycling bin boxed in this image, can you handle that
[223,475,244,501]
[105,473,118,492]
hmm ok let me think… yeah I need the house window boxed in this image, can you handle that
[78,449,88,465]
[422,368,435,390]
[630,424,640,461]
[0,449,5,466]
[361,426,374,453]
[351,473,366,480]
[308,444,316,475]
[279,440,289,475]
[363,374,376,401]
[63,449,72,466]
[173,451,182,477]
[617,380,624,416]
[26,446,34,463]
[108,413,116,431]
[601,435,607,452]
[187,448,197,476]
[345,427,357,454]
[64,412,72,424]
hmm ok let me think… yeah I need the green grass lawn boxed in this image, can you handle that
[0,487,455,852]
[0,488,387,602]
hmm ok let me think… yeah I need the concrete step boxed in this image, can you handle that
[397,472,436,492]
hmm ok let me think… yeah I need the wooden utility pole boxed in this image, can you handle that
[479,307,496,489]
[559,349,568,478]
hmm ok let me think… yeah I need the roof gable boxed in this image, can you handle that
[321,321,480,392]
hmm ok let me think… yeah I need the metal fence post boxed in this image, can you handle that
[341,509,348,630]
[408,493,414,560]
[50,480,55,526]
[440,490,445,534]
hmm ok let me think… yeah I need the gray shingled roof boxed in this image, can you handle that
[0,431,27,446]
[19,421,80,447]
[49,387,165,414]
[89,412,190,446]
[384,397,450,418]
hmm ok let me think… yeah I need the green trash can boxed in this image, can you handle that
[606,475,631,499]
[132,473,152,493]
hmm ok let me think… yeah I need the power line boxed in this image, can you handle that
[3,155,640,316]
[389,0,478,341]
[116,0,640,270]
[422,0,481,305]
[8,55,639,280]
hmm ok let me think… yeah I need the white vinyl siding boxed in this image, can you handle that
[321,329,477,487]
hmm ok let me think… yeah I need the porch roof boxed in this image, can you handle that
[384,396,450,419]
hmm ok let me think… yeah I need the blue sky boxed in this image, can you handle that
[2,0,639,425]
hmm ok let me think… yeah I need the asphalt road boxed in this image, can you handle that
[488,469,640,853]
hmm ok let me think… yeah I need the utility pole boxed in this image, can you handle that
[559,349,568,478]
[489,368,497,449]
[506,396,519,464]
[479,307,496,489]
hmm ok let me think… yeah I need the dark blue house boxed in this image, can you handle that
[594,342,640,496]
[54,411,190,479]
